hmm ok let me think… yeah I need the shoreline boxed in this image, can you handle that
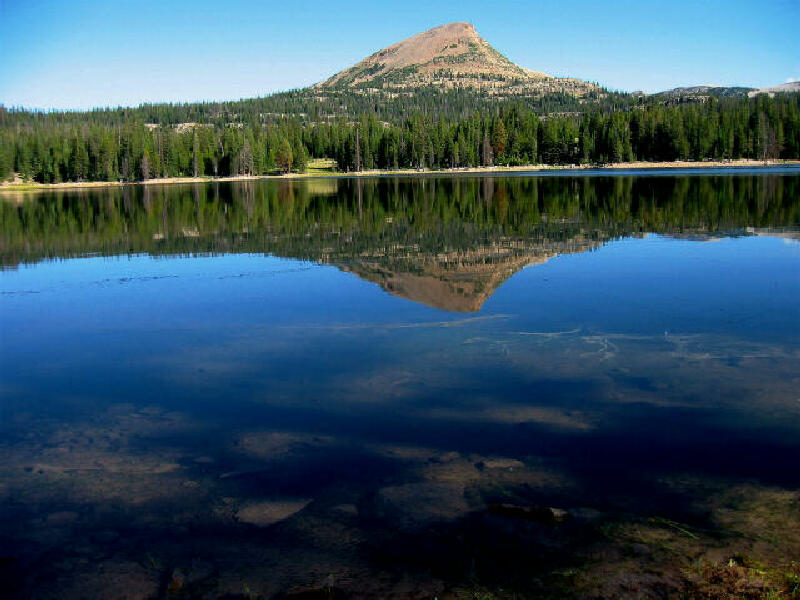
[2,159,798,193]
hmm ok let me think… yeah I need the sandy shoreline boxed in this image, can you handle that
[1,159,798,193]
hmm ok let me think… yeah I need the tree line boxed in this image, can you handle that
[1,93,798,183]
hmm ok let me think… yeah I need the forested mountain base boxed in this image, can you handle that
[0,92,797,183]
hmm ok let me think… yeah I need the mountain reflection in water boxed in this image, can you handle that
[0,173,799,599]
[2,174,798,311]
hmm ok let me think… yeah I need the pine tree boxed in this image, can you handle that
[192,132,201,177]
[482,131,493,167]
[492,119,507,159]
[140,152,151,181]
[355,127,361,172]
[276,137,293,173]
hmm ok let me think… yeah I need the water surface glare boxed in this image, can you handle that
[1,174,799,598]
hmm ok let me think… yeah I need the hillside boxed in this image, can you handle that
[652,85,754,99]
[749,81,800,97]
[651,82,800,102]
[317,22,599,97]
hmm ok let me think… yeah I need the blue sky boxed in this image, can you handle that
[1,0,798,109]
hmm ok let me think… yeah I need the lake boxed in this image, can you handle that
[1,172,799,599]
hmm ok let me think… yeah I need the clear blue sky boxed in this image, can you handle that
[1,0,798,109]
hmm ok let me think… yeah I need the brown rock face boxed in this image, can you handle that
[317,22,598,96]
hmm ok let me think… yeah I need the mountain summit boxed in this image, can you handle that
[317,22,598,96]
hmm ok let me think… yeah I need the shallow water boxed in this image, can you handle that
[1,174,799,598]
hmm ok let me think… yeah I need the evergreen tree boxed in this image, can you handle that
[276,137,293,173]
[482,131,494,167]
[492,119,507,159]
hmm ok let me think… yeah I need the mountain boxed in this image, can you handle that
[748,81,800,97]
[316,22,599,97]
[653,82,800,101]
[652,86,754,99]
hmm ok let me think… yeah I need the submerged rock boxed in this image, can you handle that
[488,503,572,524]
[167,568,184,592]
[278,585,348,599]
[91,530,120,544]
[45,511,80,525]
[236,499,311,527]
[378,482,470,526]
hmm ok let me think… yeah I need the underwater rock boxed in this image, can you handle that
[167,568,184,592]
[91,530,120,544]
[278,585,348,599]
[488,503,572,524]
[236,499,311,527]
[378,482,470,526]
[45,511,80,525]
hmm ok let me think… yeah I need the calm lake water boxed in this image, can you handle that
[1,172,799,598]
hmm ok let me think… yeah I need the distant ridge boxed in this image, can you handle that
[651,85,754,99]
[651,82,800,100]
[748,81,800,97]
[316,22,599,97]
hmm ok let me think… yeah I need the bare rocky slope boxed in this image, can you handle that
[748,81,800,97]
[652,85,754,99]
[316,22,599,97]
[651,82,800,100]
